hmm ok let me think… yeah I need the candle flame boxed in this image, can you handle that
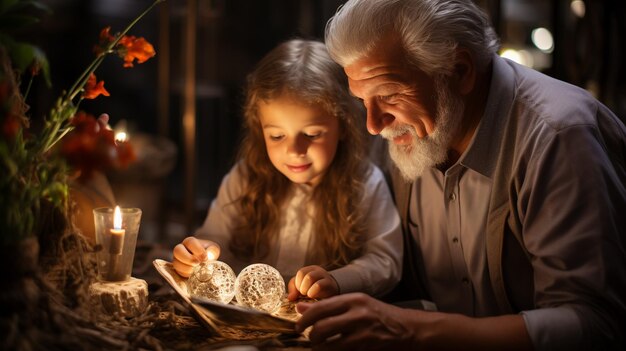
[115,131,128,142]
[114,206,122,229]
[207,251,215,261]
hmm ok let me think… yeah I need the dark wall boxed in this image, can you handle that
[24,0,626,235]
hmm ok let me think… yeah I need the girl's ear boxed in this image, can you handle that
[452,48,476,96]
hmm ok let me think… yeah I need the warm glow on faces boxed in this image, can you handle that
[345,37,465,180]
[258,96,340,186]
[344,37,438,141]
[382,77,465,180]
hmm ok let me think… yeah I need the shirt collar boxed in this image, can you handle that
[459,54,517,179]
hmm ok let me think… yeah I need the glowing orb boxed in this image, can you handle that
[235,263,285,313]
[187,260,236,304]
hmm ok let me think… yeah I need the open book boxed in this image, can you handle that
[152,259,304,338]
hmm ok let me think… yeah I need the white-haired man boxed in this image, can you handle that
[295,0,626,350]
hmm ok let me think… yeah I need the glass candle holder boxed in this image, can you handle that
[93,207,142,282]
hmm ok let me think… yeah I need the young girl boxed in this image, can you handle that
[172,39,402,301]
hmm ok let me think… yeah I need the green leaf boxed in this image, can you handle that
[0,144,18,176]
[8,41,38,72]
[38,166,47,183]
[45,181,68,207]
[30,45,50,86]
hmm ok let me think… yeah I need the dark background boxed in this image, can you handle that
[24,0,626,246]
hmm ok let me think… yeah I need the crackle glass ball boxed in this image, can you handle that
[187,260,236,304]
[234,263,285,313]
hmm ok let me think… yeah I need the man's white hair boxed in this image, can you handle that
[325,0,499,76]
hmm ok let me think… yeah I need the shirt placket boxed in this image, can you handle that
[444,167,474,315]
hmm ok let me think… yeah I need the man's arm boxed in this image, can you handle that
[296,293,533,351]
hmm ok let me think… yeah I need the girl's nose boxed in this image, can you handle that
[286,135,308,156]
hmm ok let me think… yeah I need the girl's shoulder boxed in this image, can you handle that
[358,161,396,209]
[364,161,385,183]
[217,160,250,197]
[362,162,390,191]
[221,160,245,182]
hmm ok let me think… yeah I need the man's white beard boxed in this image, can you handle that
[381,76,465,181]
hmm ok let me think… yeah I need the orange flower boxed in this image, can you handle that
[60,111,136,179]
[114,139,136,168]
[117,35,155,67]
[92,26,156,67]
[93,26,115,55]
[99,26,115,43]
[83,73,110,99]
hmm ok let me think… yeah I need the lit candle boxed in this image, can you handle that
[114,130,128,143]
[108,206,125,280]
[114,120,128,143]
[110,206,125,254]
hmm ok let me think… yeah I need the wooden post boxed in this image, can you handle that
[183,0,197,233]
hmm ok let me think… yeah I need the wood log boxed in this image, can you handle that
[88,277,148,317]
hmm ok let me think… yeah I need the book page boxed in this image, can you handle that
[152,259,306,337]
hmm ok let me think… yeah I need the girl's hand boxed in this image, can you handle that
[172,236,221,278]
[287,265,339,301]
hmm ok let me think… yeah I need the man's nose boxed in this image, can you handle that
[366,102,395,135]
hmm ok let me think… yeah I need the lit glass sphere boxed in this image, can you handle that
[235,263,285,313]
[187,260,236,304]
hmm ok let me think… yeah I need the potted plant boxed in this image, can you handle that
[0,0,164,347]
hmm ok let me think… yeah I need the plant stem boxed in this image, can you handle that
[42,0,166,153]
[67,0,164,101]
[67,55,106,102]
[23,75,34,100]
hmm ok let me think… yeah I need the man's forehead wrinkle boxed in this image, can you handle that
[347,57,408,82]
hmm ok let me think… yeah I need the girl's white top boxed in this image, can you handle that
[194,161,403,297]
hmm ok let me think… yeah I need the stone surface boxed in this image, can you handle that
[88,277,148,317]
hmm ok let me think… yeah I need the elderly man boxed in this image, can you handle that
[295,0,626,350]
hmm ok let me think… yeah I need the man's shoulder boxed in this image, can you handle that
[508,61,611,131]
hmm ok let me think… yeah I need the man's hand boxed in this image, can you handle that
[295,292,415,350]
[287,265,339,301]
[296,292,534,351]
[172,236,221,278]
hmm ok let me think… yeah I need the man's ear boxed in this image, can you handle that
[452,48,476,96]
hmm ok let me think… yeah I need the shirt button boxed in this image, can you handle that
[449,193,456,201]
